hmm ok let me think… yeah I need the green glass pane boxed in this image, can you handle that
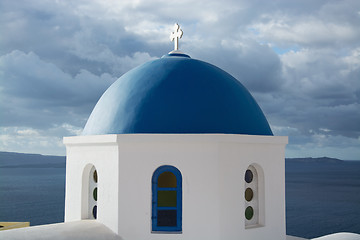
[245,206,254,220]
[158,171,177,188]
[158,191,177,207]
[93,187,98,201]
[245,188,253,201]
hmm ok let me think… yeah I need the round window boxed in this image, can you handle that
[92,205,97,219]
[245,187,253,201]
[93,187,98,201]
[245,169,253,183]
[245,206,254,220]
[93,170,98,183]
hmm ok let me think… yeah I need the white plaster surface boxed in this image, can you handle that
[0,220,122,240]
[64,134,288,240]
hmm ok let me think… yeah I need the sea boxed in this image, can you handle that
[0,154,359,239]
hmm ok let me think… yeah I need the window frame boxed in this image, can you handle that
[152,165,182,232]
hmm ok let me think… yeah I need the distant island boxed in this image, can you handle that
[0,151,65,168]
[0,151,346,166]
[286,156,344,163]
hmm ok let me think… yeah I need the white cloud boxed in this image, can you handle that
[0,126,69,156]
[16,129,40,136]
[251,17,358,48]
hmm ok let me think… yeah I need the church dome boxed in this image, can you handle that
[82,53,273,136]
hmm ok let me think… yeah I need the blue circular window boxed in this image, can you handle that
[92,205,97,219]
[245,170,253,183]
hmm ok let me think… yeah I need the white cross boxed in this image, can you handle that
[170,23,183,51]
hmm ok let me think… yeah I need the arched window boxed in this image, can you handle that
[89,166,98,219]
[244,165,259,227]
[152,165,182,232]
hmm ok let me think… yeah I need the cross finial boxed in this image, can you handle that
[170,23,183,51]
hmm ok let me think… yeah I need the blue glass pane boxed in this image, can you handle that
[245,169,253,183]
[157,210,177,227]
[92,205,97,219]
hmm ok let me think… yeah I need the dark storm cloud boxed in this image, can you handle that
[188,39,284,93]
[0,0,157,76]
[273,48,360,139]
[0,50,115,129]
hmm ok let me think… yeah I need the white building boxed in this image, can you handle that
[62,35,288,239]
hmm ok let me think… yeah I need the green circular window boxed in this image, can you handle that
[93,170,98,183]
[93,187,98,201]
[245,188,253,201]
[245,169,253,183]
[245,206,254,220]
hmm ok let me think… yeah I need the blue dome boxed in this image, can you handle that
[82,53,273,135]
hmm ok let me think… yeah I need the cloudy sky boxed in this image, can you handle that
[0,0,359,159]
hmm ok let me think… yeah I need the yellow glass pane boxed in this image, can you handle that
[93,170,98,183]
[158,191,177,207]
[158,171,177,188]
[245,188,253,201]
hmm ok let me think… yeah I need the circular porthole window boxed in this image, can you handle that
[245,206,254,220]
[93,170,98,183]
[245,169,253,183]
[245,187,253,202]
[92,205,97,219]
[93,187,98,201]
[89,166,98,220]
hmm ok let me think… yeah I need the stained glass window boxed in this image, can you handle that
[152,166,182,232]
[158,171,177,188]
[93,187,98,201]
[88,166,98,220]
[93,170,98,183]
[244,165,261,228]
[92,205,97,219]
[245,169,253,183]
[245,206,254,220]
[245,187,253,202]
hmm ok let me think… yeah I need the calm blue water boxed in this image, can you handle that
[0,161,359,238]
[0,167,65,225]
[286,161,360,238]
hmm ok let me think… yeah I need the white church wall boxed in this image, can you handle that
[64,135,120,234]
[115,135,221,240]
[216,137,287,240]
[64,134,287,240]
